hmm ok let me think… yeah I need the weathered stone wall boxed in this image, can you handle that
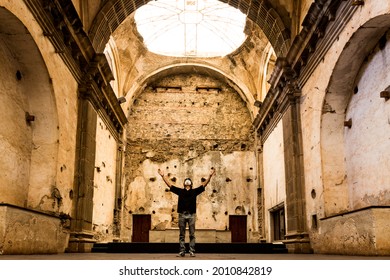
[0,2,79,253]
[299,2,390,254]
[122,73,259,242]
[92,116,119,242]
[344,30,390,209]
[2,2,80,216]
[0,33,31,207]
[311,208,390,255]
[0,205,69,254]
[262,121,286,242]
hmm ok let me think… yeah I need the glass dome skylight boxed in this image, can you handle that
[134,0,247,57]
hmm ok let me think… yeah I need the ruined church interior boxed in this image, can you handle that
[0,0,389,257]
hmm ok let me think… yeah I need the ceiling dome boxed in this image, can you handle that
[135,0,247,57]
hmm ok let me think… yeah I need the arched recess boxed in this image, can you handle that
[121,63,259,242]
[88,0,290,57]
[258,43,276,102]
[123,63,258,120]
[0,7,59,210]
[321,15,390,216]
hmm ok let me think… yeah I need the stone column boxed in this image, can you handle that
[113,143,124,240]
[255,132,266,241]
[281,93,311,253]
[68,97,97,252]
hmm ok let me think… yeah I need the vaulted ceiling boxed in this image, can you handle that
[86,0,293,57]
[73,0,294,119]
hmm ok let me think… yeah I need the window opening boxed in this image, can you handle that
[135,0,247,57]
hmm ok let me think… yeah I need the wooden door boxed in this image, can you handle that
[132,214,151,242]
[229,215,247,243]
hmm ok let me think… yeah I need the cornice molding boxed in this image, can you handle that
[23,0,127,138]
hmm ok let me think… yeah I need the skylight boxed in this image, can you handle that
[134,0,247,57]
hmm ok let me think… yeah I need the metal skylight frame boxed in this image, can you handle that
[134,0,247,57]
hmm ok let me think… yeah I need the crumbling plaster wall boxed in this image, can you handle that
[110,15,270,118]
[121,73,260,242]
[344,30,390,209]
[0,206,69,254]
[92,116,118,242]
[310,207,390,255]
[298,2,390,254]
[0,1,80,253]
[0,2,78,215]
[0,34,31,207]
[0,31,62,212]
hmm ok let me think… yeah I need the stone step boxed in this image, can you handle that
[92,242,288,254]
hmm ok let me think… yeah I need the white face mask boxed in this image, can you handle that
[184,179,192,186]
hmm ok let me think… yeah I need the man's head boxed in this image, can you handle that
[183,178,193,189]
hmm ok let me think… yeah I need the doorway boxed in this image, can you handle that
[270,205,285,241]
[229,215,247,243]
[132,214,151,242]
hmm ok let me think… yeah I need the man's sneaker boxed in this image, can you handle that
[177,252,185,257]
[189,252,195,257]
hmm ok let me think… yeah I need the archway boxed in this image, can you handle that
[124,64,257,119]
[121,66,260,242]
[0,7,60,254]
[0,7,59,211]
[321,15,390,216]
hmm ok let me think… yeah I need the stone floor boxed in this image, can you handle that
[0,252,389,260]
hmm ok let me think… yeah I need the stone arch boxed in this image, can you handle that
[88,0,290,57]
[320,15,390,216]
[0,7,59,210]
[259,43,276,101]
[123,63,257,120]
[121,63,258,238]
